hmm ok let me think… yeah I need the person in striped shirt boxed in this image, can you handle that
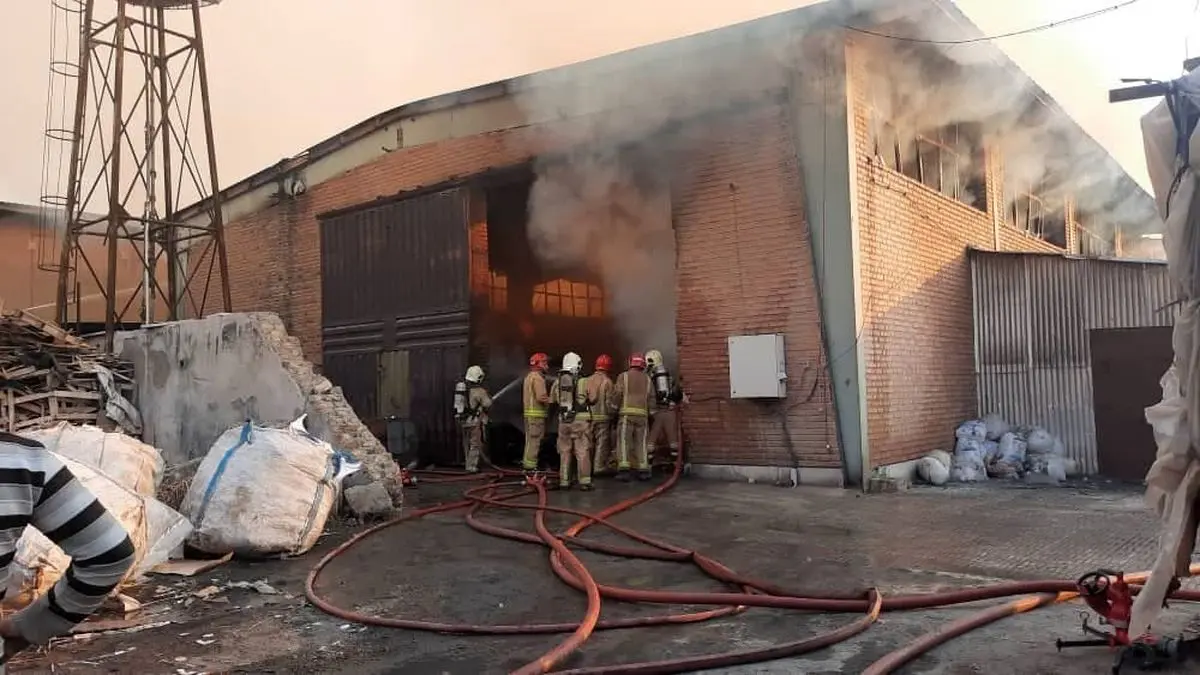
[0,431,136,662]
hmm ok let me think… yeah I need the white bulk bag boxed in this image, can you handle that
[23,423,164,497]
[180,416,338,557]
[5,454,191,608]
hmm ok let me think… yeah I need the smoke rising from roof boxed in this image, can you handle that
[512,0,1161,358]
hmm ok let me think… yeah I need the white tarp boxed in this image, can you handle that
[1130,69,1200,638]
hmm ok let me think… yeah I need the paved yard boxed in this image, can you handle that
[10,476,1198,674]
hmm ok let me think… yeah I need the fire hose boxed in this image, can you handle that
[307,421,1200,674]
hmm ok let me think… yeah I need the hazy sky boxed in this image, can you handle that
[0,0,1194,206]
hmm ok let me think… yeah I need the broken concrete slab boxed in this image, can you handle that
[344,483,395,519]
[114,313,401,504]
[344,483,394,519]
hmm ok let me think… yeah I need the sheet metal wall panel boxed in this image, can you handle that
[319,189,471,463]
[320,189,470,326]
[971,250,1173,475]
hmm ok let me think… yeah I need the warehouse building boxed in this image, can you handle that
[176,0,1161,486]
[0,201,166,328]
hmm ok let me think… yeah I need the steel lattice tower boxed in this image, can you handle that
[42,0,230,351]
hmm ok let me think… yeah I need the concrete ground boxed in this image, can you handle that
[9,476,1197,674]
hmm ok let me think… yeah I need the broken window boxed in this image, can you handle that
[868,108,987,211]
[1006,185,1067,249]
[1077,220,1115,258]
[532,279,604,318]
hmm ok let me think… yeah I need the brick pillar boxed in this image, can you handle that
[983,145,1005,250]
[1063,196,1079,254]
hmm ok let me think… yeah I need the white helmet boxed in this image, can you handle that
[561,352,583,375]
[465,365,485,384]
[645,349,664,369]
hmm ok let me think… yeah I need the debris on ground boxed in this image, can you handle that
[0,309,140,435]
[344,483,395,519]
[151,553,233,577]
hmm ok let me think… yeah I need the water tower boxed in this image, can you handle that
[39,0,231,350]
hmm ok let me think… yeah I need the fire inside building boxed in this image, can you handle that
[169,0,1162,487]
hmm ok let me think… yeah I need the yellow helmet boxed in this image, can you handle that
[645,349,664,369]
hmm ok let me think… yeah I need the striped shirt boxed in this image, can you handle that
[0,432,135,644]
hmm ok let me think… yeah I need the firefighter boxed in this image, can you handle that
[645,349,685,466]
[611,352,654,481]
[549,352,592,490]
[456,366,491,473]
[586,354,616,477]
[522,352,551,472]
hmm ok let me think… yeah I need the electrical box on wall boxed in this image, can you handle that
[727,334,787,399]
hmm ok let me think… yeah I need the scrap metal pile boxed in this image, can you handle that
[0,310,138,434]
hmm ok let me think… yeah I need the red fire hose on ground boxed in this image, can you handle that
[306,426,1200,674]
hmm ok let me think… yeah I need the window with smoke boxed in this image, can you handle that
[532,279,604,319]
[863,47,987,212]
[1005,185,1067,249]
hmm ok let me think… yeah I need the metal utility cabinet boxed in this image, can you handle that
[727,334,787,398]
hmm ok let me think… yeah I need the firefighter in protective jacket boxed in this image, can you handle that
[521,353,551,472]
[611,353,655,481]
[549,352,592,490]
[645,349,685,466]
[586,354,616,476]
[457,365,492,472]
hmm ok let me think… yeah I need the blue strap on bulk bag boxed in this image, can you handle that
[193,420,253,530]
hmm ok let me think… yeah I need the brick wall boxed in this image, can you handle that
[846,38,1062,468]
[220,127,552,363]
[674,102,839,468]
[215,35,793,366]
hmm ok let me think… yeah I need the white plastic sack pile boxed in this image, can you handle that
[23,423,164,497]
[181,416,348,557]
[6,454,191,608]
[950,420,989,482]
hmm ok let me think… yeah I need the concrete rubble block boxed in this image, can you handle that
[344,483,395,519]
[115,311,403,506]
[866,475,910,494]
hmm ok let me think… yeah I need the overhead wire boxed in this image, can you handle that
[843,0,1145,45]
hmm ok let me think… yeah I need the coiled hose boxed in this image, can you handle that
[307,425,1200,674]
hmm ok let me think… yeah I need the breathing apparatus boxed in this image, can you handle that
[556,352,583,422]
[454,365,486,421]
[645,349,672,405]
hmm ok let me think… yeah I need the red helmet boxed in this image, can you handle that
[529,352,549,370]
[595,354,613,372]
[628,352,646,369]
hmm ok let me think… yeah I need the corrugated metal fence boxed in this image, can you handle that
[970,249,1174,474]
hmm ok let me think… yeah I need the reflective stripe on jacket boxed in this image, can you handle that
[613,369,653,417]
[523,371,549,418]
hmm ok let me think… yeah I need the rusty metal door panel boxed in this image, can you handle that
[406,342,468,465]
[1090,326,1173,482]
[319,189,471,464]
[321,350,379,421]
[378,350,411,418]
[320,188,470,326]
